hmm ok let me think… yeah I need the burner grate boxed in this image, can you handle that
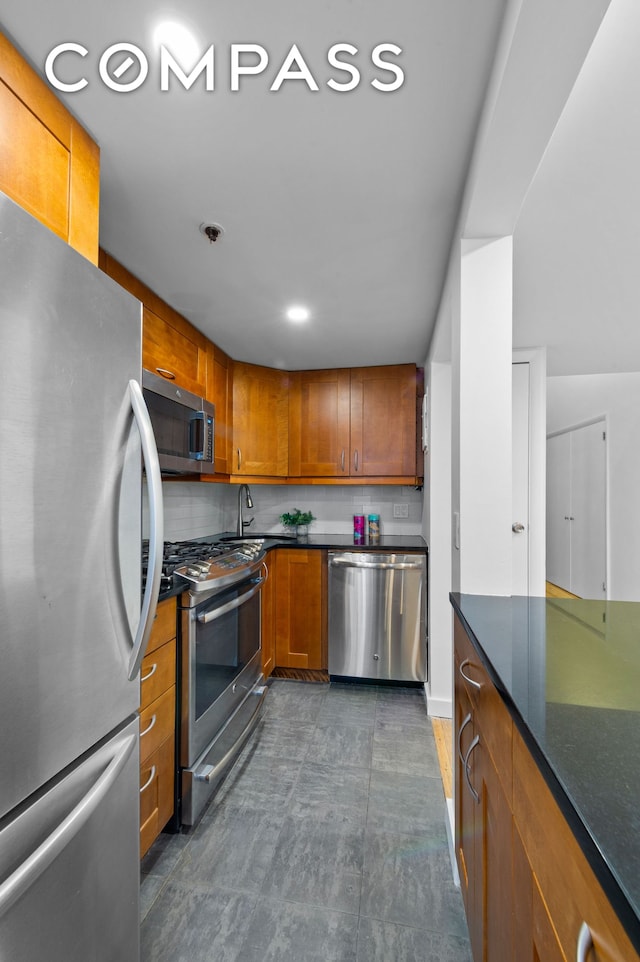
[142,538,230,592]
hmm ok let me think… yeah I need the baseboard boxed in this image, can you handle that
[426,694,452,718]
[444,797,460,887]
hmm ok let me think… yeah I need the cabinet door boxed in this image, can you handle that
[349,364,417,476]
[289,369,351,477]
[478,725,514,962]
[0,33,99,263]
[513,824,567,962]
[513,727,640,962]
[142,307,208,397]
[274,549,325,669]
[207,343,233,474]
[99,252,208,396]
[232,362,289,476]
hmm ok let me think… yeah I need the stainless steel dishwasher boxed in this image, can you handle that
[328,551,427,683]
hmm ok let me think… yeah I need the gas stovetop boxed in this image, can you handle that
[142,538,266,594]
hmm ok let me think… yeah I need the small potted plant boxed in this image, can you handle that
[279,508,315,539]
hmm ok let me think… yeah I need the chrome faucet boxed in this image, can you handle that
[236,483,254,535]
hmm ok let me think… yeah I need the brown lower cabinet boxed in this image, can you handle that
[273,549,326,671]
[139,597,177,858]
[454,614,640,962]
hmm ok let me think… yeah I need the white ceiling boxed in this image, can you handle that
[2,1,507,371]
[513,0,640,376]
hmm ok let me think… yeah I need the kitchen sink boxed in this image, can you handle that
[218,533,298,543]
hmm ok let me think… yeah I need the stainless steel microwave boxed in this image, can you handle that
[142,369,214,475]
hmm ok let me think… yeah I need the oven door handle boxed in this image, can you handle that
[197,577,264,624]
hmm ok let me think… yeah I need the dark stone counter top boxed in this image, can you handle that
[450,592,640,952]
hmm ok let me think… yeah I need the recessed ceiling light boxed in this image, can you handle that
[286,306,310,323]
[153,21,200,65]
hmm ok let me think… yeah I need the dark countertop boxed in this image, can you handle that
[158,531,428,601]
[450,592,640,952]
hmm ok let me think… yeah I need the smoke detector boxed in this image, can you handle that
[199,222,225,243]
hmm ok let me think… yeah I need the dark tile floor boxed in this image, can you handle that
[140,680,472,962]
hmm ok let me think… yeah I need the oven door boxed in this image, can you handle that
[181,572,264,768]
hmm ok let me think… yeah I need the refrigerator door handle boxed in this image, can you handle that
[0,732,137,920]
[128,379,164,681]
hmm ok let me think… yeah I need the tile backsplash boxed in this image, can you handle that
[144,482,423,541]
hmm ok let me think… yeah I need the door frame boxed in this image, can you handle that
[512,348,546,597]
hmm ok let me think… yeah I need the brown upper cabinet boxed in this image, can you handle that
[289,363,420,480]
[206,343,233,476]
[0,32,100,263]
[99,252,208,399]
[288,369,351,477]
[232,362,289,477]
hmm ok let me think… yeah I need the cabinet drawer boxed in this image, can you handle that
[140,734,175,858]
[140,686,175,764]
[146,598,177,656]
[141,638,175,711]
[513,726,640,962]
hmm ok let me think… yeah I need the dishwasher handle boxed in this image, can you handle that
[329,557,424,571]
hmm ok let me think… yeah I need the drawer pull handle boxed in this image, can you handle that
[237,448,242,470]
[140,714,157,738]
[341,448,345,472]
[576,922,593,962]
[156,367,176,380]
[463,735,480,804]
[457,712,472,765]
[459,659,482,690]
[141,663,157,683]
[140,766,156,795]
[354,449,359,472]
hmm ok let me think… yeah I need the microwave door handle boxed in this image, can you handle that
[189,411,206,460]
[127,379,164,681]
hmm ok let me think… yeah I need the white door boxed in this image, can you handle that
[512,362,530,594]
[571,421,607,598]
[546,420,607,597]
[546,431,572,591]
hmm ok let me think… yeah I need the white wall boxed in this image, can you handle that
[238,484,423,537]
[423,361,453,717]
[143,482,237,542]
[454,236,513,595]
[547,372,640,601]
[144,481,423,542]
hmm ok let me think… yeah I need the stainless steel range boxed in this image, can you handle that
[160,538,268,827]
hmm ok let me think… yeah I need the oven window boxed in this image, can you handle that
[195,582,261,720]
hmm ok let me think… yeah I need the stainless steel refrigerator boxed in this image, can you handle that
[0,193,163,960]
